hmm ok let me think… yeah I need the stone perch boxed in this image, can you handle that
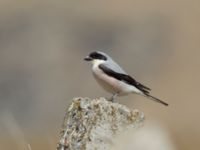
[57,97,145,150]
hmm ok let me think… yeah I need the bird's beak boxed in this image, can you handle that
[84,56,92,61]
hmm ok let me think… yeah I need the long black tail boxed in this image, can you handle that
[144,93,169,106]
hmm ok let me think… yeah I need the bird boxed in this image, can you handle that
[84,51,168,106]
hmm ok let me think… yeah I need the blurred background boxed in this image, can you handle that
[0,0,199,149]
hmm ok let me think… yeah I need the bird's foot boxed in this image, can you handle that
[108,96,115,102]
[108,93,119,102]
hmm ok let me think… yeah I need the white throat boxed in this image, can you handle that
[92,59,105,69]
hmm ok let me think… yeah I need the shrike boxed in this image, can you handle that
[84,51,168,106]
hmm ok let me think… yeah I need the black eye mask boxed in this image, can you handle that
[89,52,107,60]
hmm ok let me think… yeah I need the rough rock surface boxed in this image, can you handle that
[57,97,144,150]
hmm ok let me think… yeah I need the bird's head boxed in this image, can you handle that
[84,51,108,65]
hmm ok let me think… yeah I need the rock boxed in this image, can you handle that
[57,97,144,150]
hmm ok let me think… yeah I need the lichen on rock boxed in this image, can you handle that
[57,97,144,150]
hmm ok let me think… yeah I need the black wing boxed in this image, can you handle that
[99,64,151,94]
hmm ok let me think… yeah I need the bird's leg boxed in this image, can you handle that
[108,93,119,102]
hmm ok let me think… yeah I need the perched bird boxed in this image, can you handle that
[84,51,168,106]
